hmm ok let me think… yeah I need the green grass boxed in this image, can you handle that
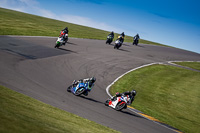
[0,86,119,133]
[110,64,200,133]
[0,7,167,46]
[173,62,200,71]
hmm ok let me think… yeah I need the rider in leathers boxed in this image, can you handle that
[120,32,125,43]
[116,32,125,43]
[111,90,136,105]
[59,27,69,44]
[133,33,140,45]
[108,31,114,39]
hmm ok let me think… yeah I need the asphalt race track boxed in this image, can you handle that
[0,36,200,133]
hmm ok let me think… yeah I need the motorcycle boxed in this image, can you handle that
[105,95,130,111]
[67,80,90,96]
[54,34,68,48]
[133,38,139,45]
[106,35,113,44]
[114,39,122,49]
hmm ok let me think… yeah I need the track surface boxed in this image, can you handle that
[0,36,199,133]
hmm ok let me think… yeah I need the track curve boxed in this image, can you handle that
[0,36,199,133]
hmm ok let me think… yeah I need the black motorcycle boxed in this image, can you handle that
[106,35,114,44]
[133,38,139,45]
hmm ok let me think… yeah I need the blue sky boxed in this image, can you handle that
[1,0,200,54]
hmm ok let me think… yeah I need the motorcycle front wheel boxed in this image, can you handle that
[55,42,60,48]
[115,102,126,111]
[74,87,85,96]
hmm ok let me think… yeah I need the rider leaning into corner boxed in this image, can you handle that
[59,27,69,44]
[133,33,140,44]
[117,32,125,43]
[72,77,96,96]
[134,33,140,40]
[111,89,137,105]
[108,31,115,38]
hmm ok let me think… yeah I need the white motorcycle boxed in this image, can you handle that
[54,34,68,48]
[114,39,122,49]
[105,95,132,111]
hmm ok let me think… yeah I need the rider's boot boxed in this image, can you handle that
[83,91,88,96]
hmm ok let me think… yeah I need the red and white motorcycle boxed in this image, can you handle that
[105,95,131,111]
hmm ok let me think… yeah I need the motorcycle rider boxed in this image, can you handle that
[117,35,124,43]
[59,27,69,45]
[120,32,125,43]
[108,31,114,39]
[72,77,96,96]
[62,27,69,34]
[111,89,136,105]
[106,31,114,44]
[133,33,140,45]
[121,32,125,38]
[117,32,125,43]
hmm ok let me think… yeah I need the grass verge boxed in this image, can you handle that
[173,61,200,71]
[0,86,119,133]
[0,7,167,46]
[110,64,200,133]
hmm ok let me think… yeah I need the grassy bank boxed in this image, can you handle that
[0,86,119,133]
[173,61,200,71]
[110,64,200,133]
[0,7,165,46]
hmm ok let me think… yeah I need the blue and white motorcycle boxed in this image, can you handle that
[67,80,90,96]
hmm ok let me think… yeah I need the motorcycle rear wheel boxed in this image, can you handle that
[105,100,110,106]
[65,37,68,43]
[67,85,72,92]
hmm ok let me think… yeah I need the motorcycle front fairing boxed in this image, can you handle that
[71,82,87,94]
[107,35,113,39]
[109,96,128,109]
[56,37,64,45]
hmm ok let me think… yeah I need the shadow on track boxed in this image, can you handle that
[120,110,143,118]
[106,43,130,52]
[106,43,114,46]
[122,44,131,47]
[67,42,77,45]
[133,44,145,48]
[118,48,130,52]
[57,48,77,53]
[79,95,104,104]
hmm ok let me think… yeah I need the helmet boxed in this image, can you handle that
[88,77,96,88]
[131,90,137,96]
[90,77,96,83]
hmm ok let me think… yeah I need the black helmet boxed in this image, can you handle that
[131,90,137,96]
[90,77,96,83]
